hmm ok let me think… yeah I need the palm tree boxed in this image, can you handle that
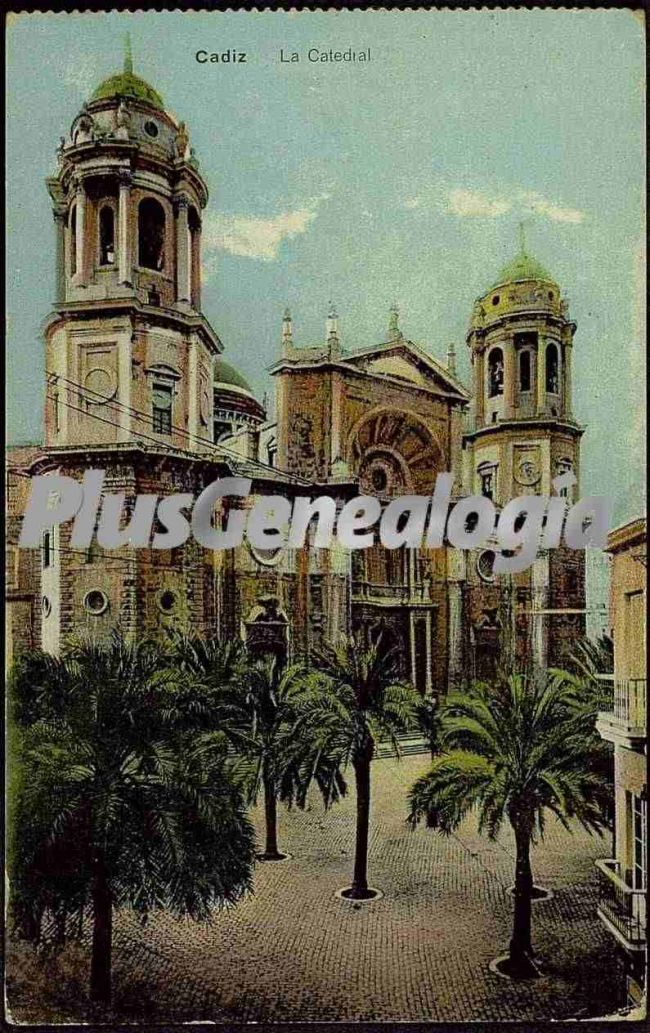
[8,632,255,1006]
[313,634,420,899]
[408,673,611,978]
[217,654,346,860]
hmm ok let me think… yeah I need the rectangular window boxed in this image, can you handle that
[152,383,173,435]
[42,530,52,569]
[479,468,495,500]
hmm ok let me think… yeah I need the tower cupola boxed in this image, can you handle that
[467,226,576,430]
[47,36,208,312]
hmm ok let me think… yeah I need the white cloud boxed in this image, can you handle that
[520,192,585,224]
[409,182,586,225]
[446,188,512,219]
[202,194,328,272]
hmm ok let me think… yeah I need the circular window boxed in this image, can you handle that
[158,590,178,613]
[144,120,159,139]
[477,550,496,583]
[249,543,283,567]
[492,295,500,306]
[42,596,52,618]
[84,590,108,616]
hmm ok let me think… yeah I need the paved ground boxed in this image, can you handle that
[8,754,620,1023]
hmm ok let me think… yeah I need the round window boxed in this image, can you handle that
[158,590,178,613]
[249,543,283,567]
[477,550,496,583]
[42,596,52,618]
[144,120,159,139]
[492,295,500,306]
[84,590,108,615]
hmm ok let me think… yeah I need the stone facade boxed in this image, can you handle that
[594,517,646,1011]
[6,53,588,692]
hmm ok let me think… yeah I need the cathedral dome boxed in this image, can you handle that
[214,358,255,394]
[491,248,557,289]
[91,71,164,110]
[89,37,164,110]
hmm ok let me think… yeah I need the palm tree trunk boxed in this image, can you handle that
[509,823,535,974]
[262,769,281,859]
[350,748,372,898]
[89,850,112,1004]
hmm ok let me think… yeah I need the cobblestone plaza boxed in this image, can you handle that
[8,755,620,1023]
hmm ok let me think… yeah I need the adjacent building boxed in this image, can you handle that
[596,516,647,1012]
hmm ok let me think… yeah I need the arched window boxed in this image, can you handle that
[188,205,201,305]
[519,350,531,392]
[546,343,559,394]
[69,205,77,276]
[99,205,115,266]
[138,198,166,271]
[488,347,504,398]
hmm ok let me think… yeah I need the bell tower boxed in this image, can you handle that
[44,38,221,452]
[462,229,585,672]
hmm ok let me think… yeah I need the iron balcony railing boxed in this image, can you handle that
[351,581,433,604]
[595,858,646,949]
[612,678,646,728]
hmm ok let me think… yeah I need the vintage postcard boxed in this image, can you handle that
[4,5,646,1028]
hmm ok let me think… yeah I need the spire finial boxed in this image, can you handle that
[282,306,293,347]
[518,220,527,255]
[388,302,400,342]
[124,33,133,75]
[327,302,339,339]
[446,342,457,376]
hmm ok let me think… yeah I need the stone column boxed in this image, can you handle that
[447,579,464,692]
[52,206,66,302]
[73,179,86,286]
[563,341,573,416]
[504,336,516,419]
[118,171,132,285]
[175,196,190,303]
[536,339,546,415]
[475,348,485,426]
[191,222,201,308]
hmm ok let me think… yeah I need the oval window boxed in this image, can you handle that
[477,550,496,583]
[144,120,159,139]
[492,295,500,306]
[84,589,108,615]
[42,596,52,618]
[158,590,178,613]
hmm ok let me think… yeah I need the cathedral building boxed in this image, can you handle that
[5,50,585,689]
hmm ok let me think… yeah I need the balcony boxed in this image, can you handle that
[351,581,433,607]
[595,858,646,951]
[596,678,646,747]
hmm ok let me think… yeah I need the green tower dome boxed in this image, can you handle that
[214,358,254,393]
[493,250,555,288]
[490,226,557,289]
[90,36,164,110]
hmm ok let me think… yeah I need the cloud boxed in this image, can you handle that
[520,192,585,224]
[446,188,512,219]
[202,194,328,271]
[408,183,585,224]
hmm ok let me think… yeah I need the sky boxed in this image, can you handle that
[5,8,646,531]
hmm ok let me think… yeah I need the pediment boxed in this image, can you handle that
[344,340,468,399]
